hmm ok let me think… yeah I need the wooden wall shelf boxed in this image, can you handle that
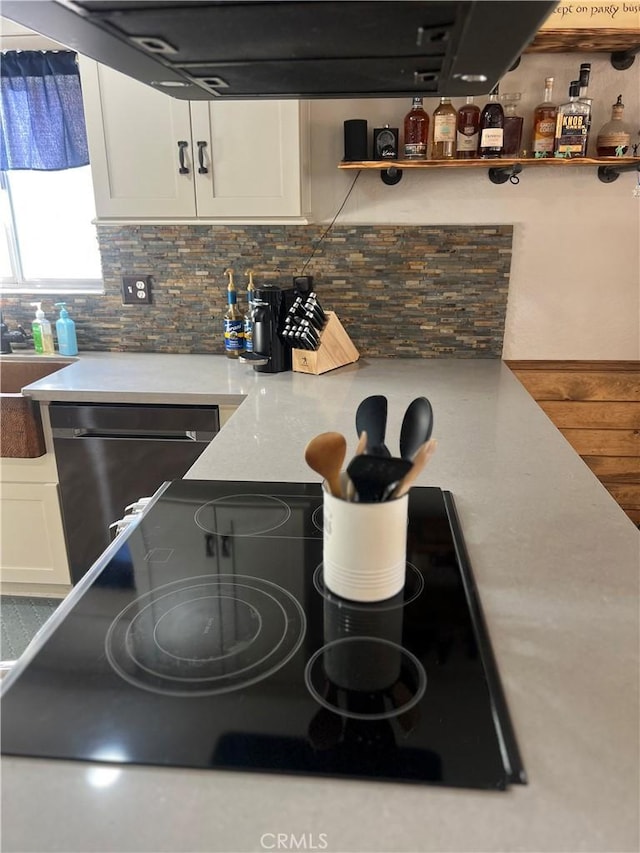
[526,28,640,55]
[339,157,640,171]
[339,157,640,186]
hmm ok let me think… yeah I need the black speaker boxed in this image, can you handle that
[343,119,368,161]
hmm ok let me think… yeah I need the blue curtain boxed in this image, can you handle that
[0,50,89,171]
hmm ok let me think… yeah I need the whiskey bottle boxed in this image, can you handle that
[578,64,592,112]
[478,86,504,159]
[403,96,429,160]
[531,77,557,158]
[554,81,589,158]
[223,267,244,358]
[501,92,523,157]
[431,97,457,160]
[578,62,593,149]
[596,95,632,157]
[456,96,480,159]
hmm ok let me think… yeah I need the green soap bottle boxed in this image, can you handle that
[30,302,55,355]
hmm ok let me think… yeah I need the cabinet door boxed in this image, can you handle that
[0,483,70,586]
[190,100,306,218]
[80,58,196,218]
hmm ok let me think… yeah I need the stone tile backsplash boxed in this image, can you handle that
[1,224,512,357]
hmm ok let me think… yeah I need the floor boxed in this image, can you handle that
[1,595,62,664]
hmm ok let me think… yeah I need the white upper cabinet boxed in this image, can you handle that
[79,58,310,221]
[189,100,304,218]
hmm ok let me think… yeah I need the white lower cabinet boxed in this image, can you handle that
[0,481,70,587]
[80,58,309,220]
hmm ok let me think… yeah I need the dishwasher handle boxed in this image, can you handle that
[49,403,220,435]
[51,427,217,442]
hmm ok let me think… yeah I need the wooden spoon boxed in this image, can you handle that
[345,429,368,501]
[391,439,437,499]
[304,432,347,498]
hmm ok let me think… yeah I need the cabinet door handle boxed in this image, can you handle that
[197,140,208,174]
[177,140,189,174]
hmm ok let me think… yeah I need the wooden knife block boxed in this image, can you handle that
[292,311,359,375]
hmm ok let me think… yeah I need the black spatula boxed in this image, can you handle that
[355,395,391,457]
[346,454,413,503]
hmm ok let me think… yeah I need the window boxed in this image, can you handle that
[0,165,103,293]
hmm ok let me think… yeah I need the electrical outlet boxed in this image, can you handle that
[122,275,152,305]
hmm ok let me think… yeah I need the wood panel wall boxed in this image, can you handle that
[506,361,640,526]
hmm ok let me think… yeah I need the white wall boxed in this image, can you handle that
[308,53,640,360]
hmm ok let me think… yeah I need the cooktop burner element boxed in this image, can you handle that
[105,575,306,696]
[312,563,424,610]
[195,494,292,537]
[305,638,427,722]
[1,480,525,790]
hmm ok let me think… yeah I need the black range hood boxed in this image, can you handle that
[2,1,556,100]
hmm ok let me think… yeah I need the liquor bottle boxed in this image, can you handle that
[456,96,480,159]
[244,269,255,352]
[531,77,557,158]
[223,267,244,358]
[403,96,429,160]
[596,95,632,157]
[500,92,523,157]
[578,63,592,108]
[578,62,593,147]
[554,81,589,158]
[431,96,457,160]
[478,86,504,158]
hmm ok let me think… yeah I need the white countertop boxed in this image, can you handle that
[3,353,638,853]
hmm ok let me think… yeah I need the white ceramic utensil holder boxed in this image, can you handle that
[322,482,409,602]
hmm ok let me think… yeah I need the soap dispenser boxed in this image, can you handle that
[55,302,78,356]
[30,302,55,354]
[0,312,12,354]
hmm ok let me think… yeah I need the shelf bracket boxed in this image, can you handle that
[597,160,640,183]
[487,164,523,185]
[610,45,639,70]
[380,166,403,186]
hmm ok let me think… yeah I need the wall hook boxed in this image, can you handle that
[610,46,639,71]
[597,161,640,183]
[488,164,523,185]
[380,166,403,185]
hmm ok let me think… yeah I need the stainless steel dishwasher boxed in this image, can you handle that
[50,402,219,583]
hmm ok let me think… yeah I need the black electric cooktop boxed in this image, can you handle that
[1,480,525,790]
